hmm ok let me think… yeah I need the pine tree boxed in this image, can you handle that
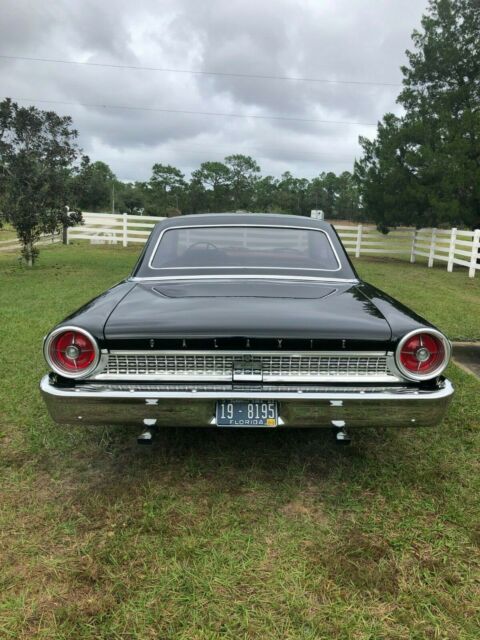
[356,0,480,230]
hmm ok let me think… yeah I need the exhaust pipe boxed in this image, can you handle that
[137,419,157,445]
[332,420,351,445]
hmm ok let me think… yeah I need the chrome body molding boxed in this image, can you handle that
[129,275,359,283]
[40,375,454,429]
[146,224,343,272]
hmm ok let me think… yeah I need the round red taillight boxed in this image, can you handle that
[396,330,450,380]
[44,327,99,378]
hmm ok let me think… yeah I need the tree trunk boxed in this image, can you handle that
[24,240,35,266]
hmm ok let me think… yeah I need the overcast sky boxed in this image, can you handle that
[1,0,426,182]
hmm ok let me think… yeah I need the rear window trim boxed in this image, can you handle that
[147,224,342,273]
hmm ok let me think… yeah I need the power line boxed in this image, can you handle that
[5,96,378,127]
[0,54,403,88]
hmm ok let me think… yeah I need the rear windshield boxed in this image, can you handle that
[150,226,340,271]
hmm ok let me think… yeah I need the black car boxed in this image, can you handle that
[40,213,453,442]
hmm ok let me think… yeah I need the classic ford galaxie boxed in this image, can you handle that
[40,213,454,443]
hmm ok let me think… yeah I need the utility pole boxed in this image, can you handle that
[112,182,115,214]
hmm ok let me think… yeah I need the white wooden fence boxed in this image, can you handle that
[67,212,164,247]
[335,224,480,278]
[67,213,480,278]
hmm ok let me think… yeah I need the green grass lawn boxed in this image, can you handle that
[1,244,479,639]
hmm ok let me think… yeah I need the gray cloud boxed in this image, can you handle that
[0,0,426,181]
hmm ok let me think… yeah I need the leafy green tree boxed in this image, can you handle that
[334,171,362,220]
[276,172,309,216]
[72,157,115,211]
[148,163,186,214]
[305,172,362,220]
[307,176,325,213]
[320,172,339,219]
[356,0,480,230]
[253,175,281,212]
[191,161,231,211]
[0,98,82,265]
[117,182,146,215]
[225,154,260,210]
[355,115,424,230]
[186,176,208,214]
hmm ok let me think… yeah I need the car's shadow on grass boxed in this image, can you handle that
[73,423,452,500]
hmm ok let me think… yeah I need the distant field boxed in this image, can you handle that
[0,243,479,639]
[0,223,17,241]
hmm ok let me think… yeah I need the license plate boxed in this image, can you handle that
[216,401,278,427]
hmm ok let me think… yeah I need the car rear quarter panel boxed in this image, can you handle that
[357,282,438,342]
[54,281,136,344]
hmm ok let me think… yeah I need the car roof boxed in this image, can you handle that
[153,212,334,231]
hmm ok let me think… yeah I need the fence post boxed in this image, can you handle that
[122,212,128,247]
[428,228,437,268]
[447,227,457,272]
[410,229,418,263]
[355,223,363,258]
[469,229,480,278]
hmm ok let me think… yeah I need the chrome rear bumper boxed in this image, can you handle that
[40,375,454,429]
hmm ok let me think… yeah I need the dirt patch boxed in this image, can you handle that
[279,491,330,526]
[280,501,312,517]
[282,501,330,526]
[312,529,400,595]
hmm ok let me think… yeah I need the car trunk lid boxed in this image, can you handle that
[104,280,393,346]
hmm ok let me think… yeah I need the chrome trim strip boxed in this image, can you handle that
[41,374,453,402]
[146,224,343,272]
[129,275,358,283]
[108,349,389,356]
[94,373,398,383]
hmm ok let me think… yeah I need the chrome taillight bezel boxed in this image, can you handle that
[395,328,451,382]
[44,326,100,379]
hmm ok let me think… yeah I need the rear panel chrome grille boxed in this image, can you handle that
[93,351,398,382]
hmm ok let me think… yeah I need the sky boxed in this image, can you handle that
[0,0,427,182]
